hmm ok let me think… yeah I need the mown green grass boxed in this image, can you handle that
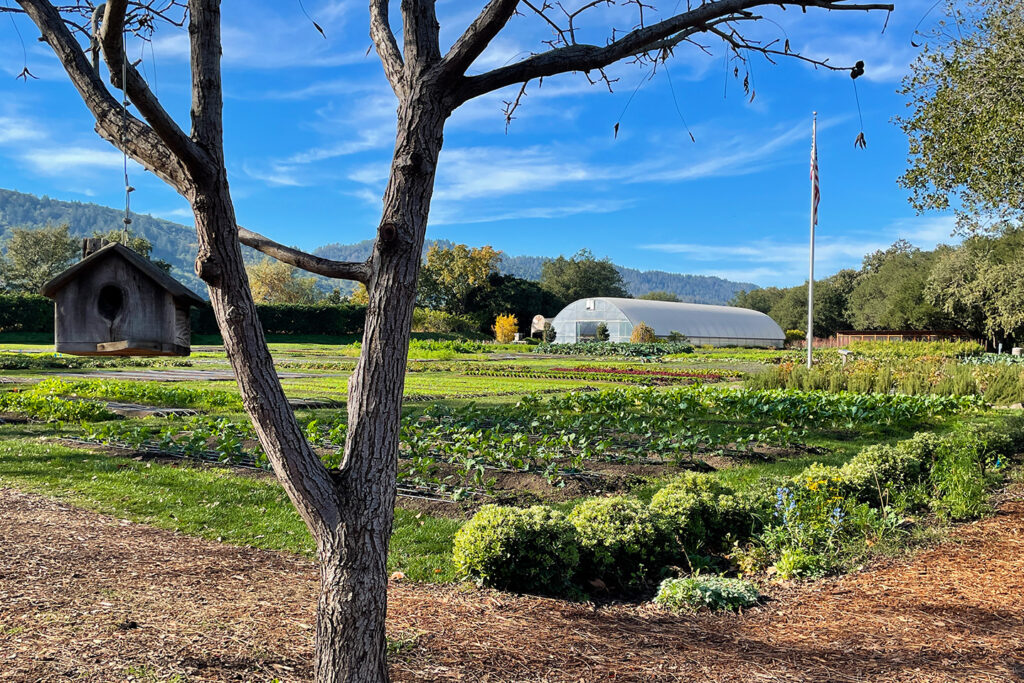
[0,439,460,582]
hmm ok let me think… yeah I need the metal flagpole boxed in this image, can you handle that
[807,112,818,370]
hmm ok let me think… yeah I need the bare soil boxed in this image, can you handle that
[2,486,1023,682]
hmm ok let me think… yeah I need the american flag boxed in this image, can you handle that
[810,116,820,226]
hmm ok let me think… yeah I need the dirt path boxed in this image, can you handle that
[2,487,1023,682]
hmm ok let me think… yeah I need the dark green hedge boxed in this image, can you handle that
[0,295,366,337]
[191,303,366,336]
[0,294,53,333]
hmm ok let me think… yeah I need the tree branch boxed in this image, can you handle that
[15,0,190,189]
[370,0,404,93]
[238,227,373,283]
[454,0,894,103]
[98,0,211,176]
[438,0,520,82]
[188,0,224,160]
[401,0,441,75]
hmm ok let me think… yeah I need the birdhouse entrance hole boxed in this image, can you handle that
[97,285,124,322]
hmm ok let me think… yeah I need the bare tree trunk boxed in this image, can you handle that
[313,92,447,682]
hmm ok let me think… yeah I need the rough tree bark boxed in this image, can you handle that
[10,0,893,681]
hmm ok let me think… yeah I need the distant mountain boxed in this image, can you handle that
[2,189,758,305]
[316,240,757,305]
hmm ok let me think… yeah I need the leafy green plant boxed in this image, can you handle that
[569,496,667,589]
[654,575,760,612]
[453,505,579,595]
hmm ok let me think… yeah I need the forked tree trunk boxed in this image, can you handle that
[190,91,447,682]
[314,91,447,682]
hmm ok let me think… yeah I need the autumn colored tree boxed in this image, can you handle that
[493,313,518,342]
[417,243,501,315]
[246,257,321,304]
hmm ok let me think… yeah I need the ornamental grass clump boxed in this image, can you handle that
[654,575,760,613]
[453,504,579,596]
[569,496,667,590]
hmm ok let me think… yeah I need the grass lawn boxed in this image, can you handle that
[0,439,461,582]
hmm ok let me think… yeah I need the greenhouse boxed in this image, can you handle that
[549,297,785,348]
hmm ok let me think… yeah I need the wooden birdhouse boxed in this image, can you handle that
[40,239,204,356]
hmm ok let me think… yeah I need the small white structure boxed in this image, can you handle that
[549,297,785,348]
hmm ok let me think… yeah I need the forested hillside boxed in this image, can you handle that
[316,241,756,304]
[2,189,757,305]
[0,189,203,293]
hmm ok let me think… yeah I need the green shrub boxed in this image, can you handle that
[650,472,756,551]
[654,575,760,612]
[0,294,53,333]
[839,443,924,502]
[453,505,579,595]
[984,365,1024,405]
[411,308,480,336]
[569,496,666,589]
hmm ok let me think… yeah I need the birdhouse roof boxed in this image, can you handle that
[40,242,205,305]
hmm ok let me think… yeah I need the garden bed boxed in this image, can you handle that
[1,484,1022,681]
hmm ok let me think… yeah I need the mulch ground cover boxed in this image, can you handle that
[2,485,1023,682]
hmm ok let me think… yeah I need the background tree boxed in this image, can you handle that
[540,249,628,307]
[731,286,784,314]
[899,0,1024,232]
[493,313,518,343]
[7,0,892,679]
[465,273,561,335]
[417,244,501,315]
[638,290,681,302]
[93,227,173,271]
[0,223,78,293]
[246,257,322,304]
[927,228,1024,344]
[848,243,947,330]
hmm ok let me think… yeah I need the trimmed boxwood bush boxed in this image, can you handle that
[568,496,667,589]
[452,504,579,595]
[654,575,760,612]
[650,472,757,551]
[839,442,925,501]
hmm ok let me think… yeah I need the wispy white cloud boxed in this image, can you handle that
[0,116,44,144]
[639,215,959,286]
[430,198,633,226]
[20,146,125,174]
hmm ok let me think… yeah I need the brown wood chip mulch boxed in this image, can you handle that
[2,486,1023,682]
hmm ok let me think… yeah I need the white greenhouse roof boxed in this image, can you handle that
[576,297,784,342]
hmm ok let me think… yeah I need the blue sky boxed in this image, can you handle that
[0,0,956,287]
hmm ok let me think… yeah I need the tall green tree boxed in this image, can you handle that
[731,287,784,315]
[927,228,1024,343]
[0,223,78,293]
[848,244,947,330]
[899,0,1024,231]
[540,249,628,307]
[417,243,501,315]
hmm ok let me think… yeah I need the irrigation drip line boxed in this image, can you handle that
[65,438,486,503]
